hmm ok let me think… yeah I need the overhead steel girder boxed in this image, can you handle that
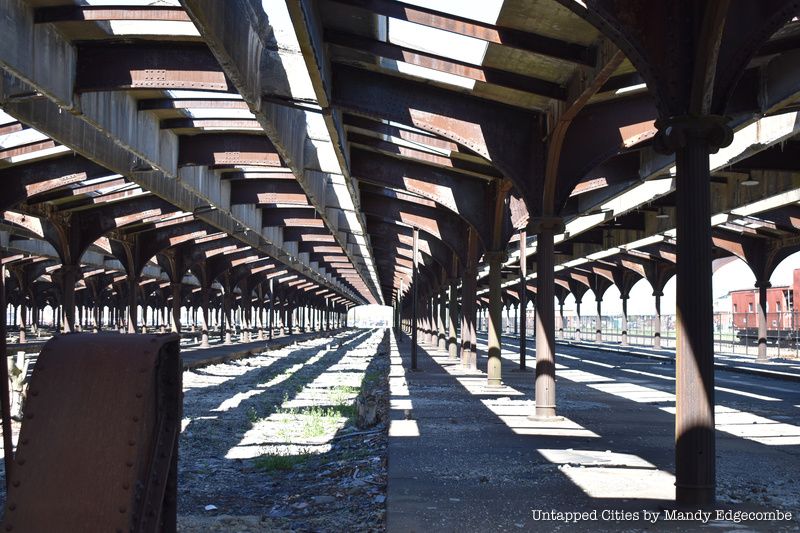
[554,94,657,213]
[113,220,212,279]
[262,207,326,228]
[350,148,492,249]
[348,133,502,179]
[230,179,308,206]
[0,1,356,303]
[75,42,232,93]
[556,0,798,117]
[325,0,595,67]
[711,226,800,283]
[33,5,191,23]
[365,217,452,273]
[178,133,282,167]
[29,196,180,266]
[331,64,542,213]
[180,0,378,304]
[0,154,112,211]
[360,190,467,265]
[324,29,566,101]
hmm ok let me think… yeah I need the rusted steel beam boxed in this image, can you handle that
[554,93,657,211]
[332,64,541,211]
[160,118,261,130]
[75,43,231,93]
[325,29,566,100]
[178,133,281,167]
[262,207,324,228]
[34,5,190,22]
[0,138,58,160]
[351,148,492,248]
[360,190,465,250]
[230,179,308,206]
[138,98,249,111]
[344,114,460,152]
[27,176,129,205]
[0,154,111,210]
[326,0,595,66]
[348,133,501,178]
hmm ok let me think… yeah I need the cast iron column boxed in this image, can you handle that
[448,279,458,360]
[171,283,181,333]
[653,291,663,350]
[595,297,603,343]
[621,296,629,346]
[438,286,447,350]
[656,115,733,505]
[486,251,505,387]
[756,281,770,361]
[411,227,419,370]
[519,229,527,370]
[534,220,558,419]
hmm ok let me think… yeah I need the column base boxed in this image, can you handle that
[530,405,560,420]
[485,378,503,389]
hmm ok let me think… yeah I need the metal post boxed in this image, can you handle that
[621,296,629,346]
[534,221,558,419]
[756,281,770,361]
[595,298,602,343]
[411,227,419,370]
[654,291,663,349]
[519,230,527,371]
[486,251,504,387]
[448,278,458,360]
[658,115,732,505]
[0,265,14,489]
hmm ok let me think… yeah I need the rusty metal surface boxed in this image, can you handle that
[2,333,181,533]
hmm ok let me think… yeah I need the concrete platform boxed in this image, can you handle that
[387,331,800,533]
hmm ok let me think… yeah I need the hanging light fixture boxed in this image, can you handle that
[740,176,760,186]
[655,207,670,219]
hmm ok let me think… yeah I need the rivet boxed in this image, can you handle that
[139,368,147,373]
[12,481,19,487]
[5,524,12,531]
[122,482,129,490]
[30,391,38,397]
[24,414,33,420]
[21,439,28,445]
[128,440,135,446]
[8,504,15,511]
[132,416,139,422]
[126,460,133,467]
[135,392,142,398]
[119,506,126,514]
[16,459,24,466]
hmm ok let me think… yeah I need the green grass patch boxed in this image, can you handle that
[254,453,308,472]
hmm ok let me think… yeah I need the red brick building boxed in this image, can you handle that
[730,268,799,329]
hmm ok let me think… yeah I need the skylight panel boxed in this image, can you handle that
[398,0,506,25]
[379,58,476,90]
[388,18,489,66]
[108,20,200,37]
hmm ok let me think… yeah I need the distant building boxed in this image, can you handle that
[729,268,798,329]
